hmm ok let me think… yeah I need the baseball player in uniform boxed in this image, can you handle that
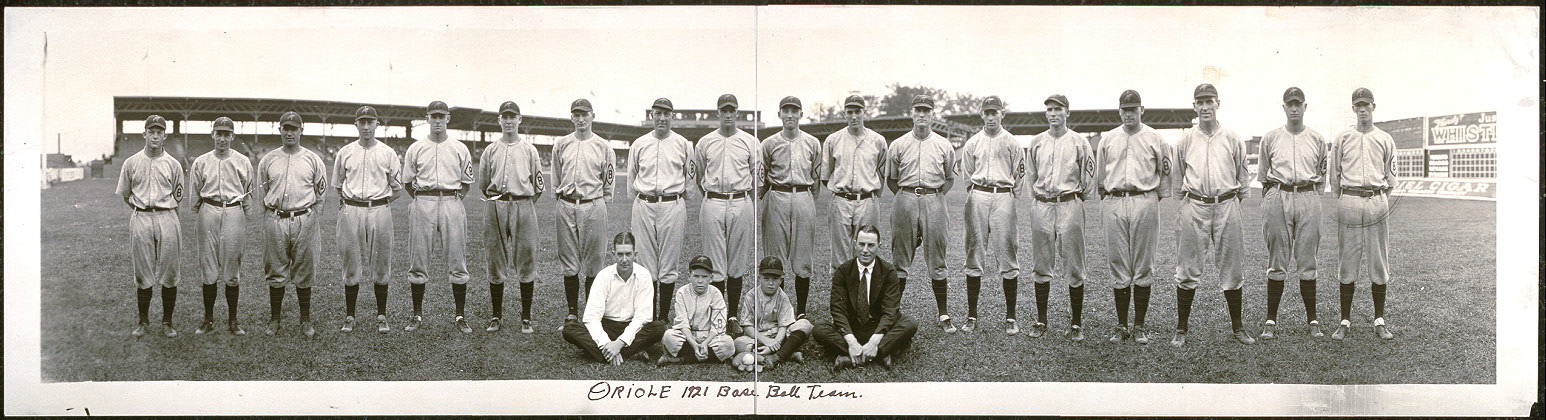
[187,116,252,335]
[1095,90,1172,344]
[477,101,544,333]
[1328,87,1396,341]
[552,98,617,321]
[119,114,185,338]
[886,94,957,330]
[694,93,762,331]
[629,97,694,322]
[760,95,821,318]
[257,111,328,338]
[1257,87,1328,340]
[1170,84,1255,346]
[959,96,1024,335]
[1026,94,1097,341]
[333,106,402,334]
[821,95,887,283]
[400,100,476,333]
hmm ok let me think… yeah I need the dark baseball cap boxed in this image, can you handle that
[779,96,802,110]
[355,105,379,121]
[844,94,866,109]
[571,98,593,113]
[144,115,167,130]
[1193,83,1219,99]
[1044,94,1070,108]
[1351,87,1374,105]
[981,96,1005,112]
[758,256,784,277]
[1119,90,1142,108]
[280,111,304,128]
[212,117,236,132]
[688,255,715,273]
[717,94,738,110]
[499,101,521,115]
[1283,87,1306,104]
[427,100,450,115]
[652,97,674,112]
[912,94,936,110]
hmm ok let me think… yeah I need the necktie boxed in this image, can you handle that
[860,267,871,309]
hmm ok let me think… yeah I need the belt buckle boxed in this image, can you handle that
[912,187,927,195]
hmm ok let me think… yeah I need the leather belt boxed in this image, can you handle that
[901,186,942,195]
[413,189,459,197]
[1184,190,1240,204]
[705,191,750,200]
[1267,181,1318,193]
[637,193,681,203]
[1105,189,1153,198]
[134,206,174,213]
[770,184,813,193]
[1035,192,1081,203]
[971,184,1013,194]
[1342,187,1384,198]
[558,195,601,205]
[200,197,243,207]
[489,192,534,201]
[344,197,391,207]
[272,208,311,218]
[833,190,877,200]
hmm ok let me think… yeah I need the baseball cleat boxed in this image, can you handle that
[1260,320,1277,340]
[1109,325,1130,343]
[520,319,535,334]
[1066,325,1084,342]
[341,316,355,333]
[833,355,854,371]
[726,317,742,336]
[1028,322,1048,338]
[376,314,390,333]
[302,321,316,338]
[1375,324,1394,341]
[132,322,149,338]
[265,320,279,336]
[1170,329,1187,347]
[564,314,578,323]
[656,353,679,366]
[405,315,423,332]
[1005,319,1020,336]
[163,322,178,338]
[195,320,214,335]
[1331,322,1348,340]
[1133,325,1151,344]
[456,316,473,334]
[486,317,501,332]
[790,351,805,363]
[1308,321,1325,338]
[938,315,957,333]
[229,321,246,336]
[1233,328,1256,345]
[960,317,977,333]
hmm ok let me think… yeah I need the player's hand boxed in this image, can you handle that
[862,341,880,359]
[847,343,865,364]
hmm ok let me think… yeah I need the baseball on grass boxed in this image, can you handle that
[739,353,756,365]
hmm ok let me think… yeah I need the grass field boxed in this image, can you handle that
[40,169,1495,384]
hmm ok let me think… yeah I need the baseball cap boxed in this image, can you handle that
[427,100,450,115]
[144,115,167,130]
[717,94,739,110]
[279,111,304,128]
[212,117,236,132]
[1283,87,1306,104]
[758,256,784,277]
[981,96,1005,112]
[912,94,936,110]
[844,94,866,109]
[652,97,674,112]
[499,101,521,115]
[1119,90,1142,108]
[1193,83,1219,99]
[1351,87,1374,105]
[779,96,802,110]
[355,105,379,121]
[571,98,593,113]
[1044,94,1070,108]
[688,255,716,273]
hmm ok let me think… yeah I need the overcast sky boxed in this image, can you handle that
[6,6,1538,158]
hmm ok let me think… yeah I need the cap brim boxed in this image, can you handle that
[1352,99,1373,105]
[759,269,784,276]
[1119,103,1142,109]
[571,107,592,113]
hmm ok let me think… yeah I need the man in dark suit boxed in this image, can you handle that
[812,225,919,369]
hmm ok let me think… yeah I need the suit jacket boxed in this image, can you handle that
[830,257,904,338]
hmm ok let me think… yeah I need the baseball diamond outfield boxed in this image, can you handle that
[40,164,1495,384]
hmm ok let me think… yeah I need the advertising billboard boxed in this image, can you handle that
[1426,111,1496,148]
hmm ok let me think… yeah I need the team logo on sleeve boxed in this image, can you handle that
[173,181,184,202]
[1160,156,1172,176]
